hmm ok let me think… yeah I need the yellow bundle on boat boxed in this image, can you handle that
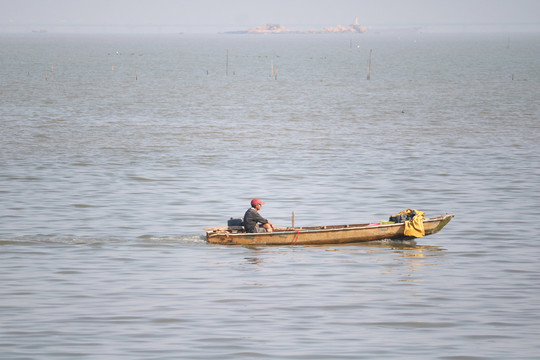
[404,210,425,237]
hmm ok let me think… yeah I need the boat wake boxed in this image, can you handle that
[1,234,207,246]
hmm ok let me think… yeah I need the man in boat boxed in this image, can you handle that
[243,199,275,233]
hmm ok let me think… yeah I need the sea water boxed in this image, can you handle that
[1,32,539,359]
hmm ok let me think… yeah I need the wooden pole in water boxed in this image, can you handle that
[367,49,372,80]
[226,49,229,76]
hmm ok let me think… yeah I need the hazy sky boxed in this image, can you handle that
[1,0,539,32]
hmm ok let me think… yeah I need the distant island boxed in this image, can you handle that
[226,18,368,34]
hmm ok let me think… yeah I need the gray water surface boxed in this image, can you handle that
[1,33,539,359]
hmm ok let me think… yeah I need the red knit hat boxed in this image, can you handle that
[251,198,265,206]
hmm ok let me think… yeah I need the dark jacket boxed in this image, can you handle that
[243,208,268,233]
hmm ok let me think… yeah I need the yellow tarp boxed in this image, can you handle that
[394,209,426,238]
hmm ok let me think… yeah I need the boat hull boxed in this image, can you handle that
[206,214,454,246]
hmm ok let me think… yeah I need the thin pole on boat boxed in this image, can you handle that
[292,211,295,227]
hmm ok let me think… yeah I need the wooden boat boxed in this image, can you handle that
[205,214,454,246]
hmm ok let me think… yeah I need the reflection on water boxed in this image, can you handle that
[243,240,446,265]
[241,240,446,280]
